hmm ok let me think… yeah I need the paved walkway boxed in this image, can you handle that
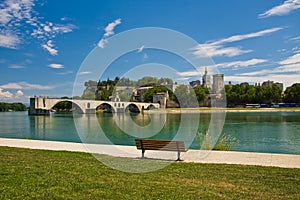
[1,138,299,169]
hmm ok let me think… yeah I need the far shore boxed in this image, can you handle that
[150,107,300,113]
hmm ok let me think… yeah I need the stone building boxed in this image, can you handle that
[160,83,180,92]
[189,80,201,88]
[262,80,283,91]
[212,74,224,94]
[202,67,211,89]
[153,91,169,108]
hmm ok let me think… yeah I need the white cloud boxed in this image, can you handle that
[177,70,202,77]
[0,0,35,26]
[0,82,54,90]
[60,17,71,21]
[16,90,24,96]
[43,25,51,32]
[9,64,25,69]
[51,23,77,34]
[79,71,92,75]
[213,27,283,45]
[194,43,251,57]
[103,18,121,37]
[292,47,300,53]
[178,58,268,77]
[0,0,76,54]
[232,54,300,88]
[137,45,145,53]
[193,27,282,57]
[217,59,268,68]
[97,18,121,48]
[42,40,58,55]
[0,31,20,48]
[97,38,107,48]
[48,63,64,69]
[0,88,13,99]
[57,70,73,75]
[278,53,300,65]
[289,35,300,42]
[240,57,300,77]
[259,0,300,18]
[0,88,29,103]
[225,73,300,89]
[276,62,300,73]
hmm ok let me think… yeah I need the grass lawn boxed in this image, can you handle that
[0,147,299,199]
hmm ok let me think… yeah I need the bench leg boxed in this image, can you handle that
[142,149,145,159]
[176,151,183,161]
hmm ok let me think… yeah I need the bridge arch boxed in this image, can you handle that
[125,103,141,113]
[51,100,84,114]
[96,103,115,113]
[145,104,156,110]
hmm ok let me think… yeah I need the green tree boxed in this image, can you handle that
[158,78,173,85]
[193,86,208,102]
[284,83,300,103]
[137,76,159,87]
[0,102,27,112]
[142,86,172,103]
[82,91,96,100]
[53,101,72,112]
[269,85,282,103]
[84,80,97,87]
[72,96,82,100]
[0,102,9,112]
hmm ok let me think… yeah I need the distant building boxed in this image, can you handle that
[114,86,135,96]
[189,80,201,88]
[82,81,97,96]
[109,91,120,102]
[153,92,169,108]
[202,67,211,89]
[213,74,224,94]
[262,80,283,91]
[262,80,273,87]
[160,83,180,92]
[134,86,153,102]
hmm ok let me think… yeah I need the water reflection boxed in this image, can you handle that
[1,111,299,154]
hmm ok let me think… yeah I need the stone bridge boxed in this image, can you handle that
[28,97,160,115]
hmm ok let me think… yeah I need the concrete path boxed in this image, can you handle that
[1,138,299,169]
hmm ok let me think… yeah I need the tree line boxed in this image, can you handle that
[0,102,27,112]
[81,76,174,101]
[226,83,300,107]
[79,76,300,107]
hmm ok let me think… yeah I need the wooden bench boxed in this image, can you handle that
[135,139,187,161]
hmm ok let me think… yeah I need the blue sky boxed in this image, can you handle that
[0,0,300,103]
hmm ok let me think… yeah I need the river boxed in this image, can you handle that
[0,111,299,154]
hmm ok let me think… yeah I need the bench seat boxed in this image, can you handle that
[135,139,187,161]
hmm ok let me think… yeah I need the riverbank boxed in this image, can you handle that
[1,138,299,168]
[159,107,300,113]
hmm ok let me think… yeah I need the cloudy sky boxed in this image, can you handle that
[0,0,299,103]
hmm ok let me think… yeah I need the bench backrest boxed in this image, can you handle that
[135,139,186,152]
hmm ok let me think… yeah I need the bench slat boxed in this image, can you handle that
[135,139,187,161]
[135,139,186,152]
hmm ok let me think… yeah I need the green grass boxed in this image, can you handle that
[1,147,299,199]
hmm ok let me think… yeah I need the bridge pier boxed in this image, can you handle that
[28,97,50,115]
[28,108,50,115]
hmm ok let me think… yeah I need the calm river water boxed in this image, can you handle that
[0,111,299,154]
